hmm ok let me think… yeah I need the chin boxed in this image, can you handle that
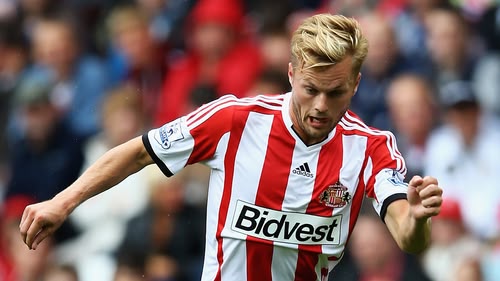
[305,130,329,142]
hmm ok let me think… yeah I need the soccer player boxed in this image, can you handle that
[19,14,442,280]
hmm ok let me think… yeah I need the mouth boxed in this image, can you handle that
[308,116,329,128]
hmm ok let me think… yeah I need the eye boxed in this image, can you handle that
[305,86,317,95]
[327,90,346,98]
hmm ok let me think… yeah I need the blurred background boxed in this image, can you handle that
[0,0,499,280]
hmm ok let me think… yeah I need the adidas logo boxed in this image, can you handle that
[292,162,314,178]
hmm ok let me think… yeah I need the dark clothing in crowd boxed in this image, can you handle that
[329,250,432,281]
[6,121,84,202]
[117,205,206,281]
[5,121,84,243]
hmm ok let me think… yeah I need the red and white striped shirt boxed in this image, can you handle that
[143,92,408,281]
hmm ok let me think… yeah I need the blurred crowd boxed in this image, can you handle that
[0,0,499,280]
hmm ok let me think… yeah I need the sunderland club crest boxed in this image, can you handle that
[319,181,351,208]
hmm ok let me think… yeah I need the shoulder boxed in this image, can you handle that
[339,110,396,141]
[185,94,285,125]
[75,55,109,81]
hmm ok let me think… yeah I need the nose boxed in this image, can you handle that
[313,93,329,113]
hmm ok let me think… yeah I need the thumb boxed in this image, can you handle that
[407,176,423,204]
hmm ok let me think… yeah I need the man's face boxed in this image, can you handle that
[288,58,360,145]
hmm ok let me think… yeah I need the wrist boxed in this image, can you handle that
[53,188,82,216]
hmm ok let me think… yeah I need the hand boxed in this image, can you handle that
[19,199,68,250]
[407,175,443,221]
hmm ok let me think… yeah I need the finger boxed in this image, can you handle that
[418,184,443,199]
[422,206,441,217]
[421,196,443,209]
[20,205,30,229]
[19,209,35,245]
[409,175,423,188]
[422,176,438,187]
[25,218,44,250]
[31,227,51,251]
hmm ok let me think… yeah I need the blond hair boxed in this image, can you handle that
[101,84,143,120]
[291,14,368,76]
[107,5,148,36]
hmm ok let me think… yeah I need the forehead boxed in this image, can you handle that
[298,58,354,89]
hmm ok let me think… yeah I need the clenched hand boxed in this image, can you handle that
[19,200,68,250]
[407,175,443,221]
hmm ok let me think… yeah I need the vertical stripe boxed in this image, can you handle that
[202,133,230,281]
[348,170,366,238]
[271,246,299,280]
[226,112,276,280]
[246,241,273,281]
[214,111,249,281]
[363,157,374,198]
[339,135,368,241]
[294,251,321,281]
[294,133,344,281]
[247,114,295,281]
[218,238,248,280]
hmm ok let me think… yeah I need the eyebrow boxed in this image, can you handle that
[305,81,347,93]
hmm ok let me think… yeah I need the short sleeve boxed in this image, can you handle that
[143,116,194,177]
[363,132,408,220]
[142,94,237,177]
[371,168,408,220]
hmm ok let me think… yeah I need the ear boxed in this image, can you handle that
[288,63,294,86]
[353,73,361,95]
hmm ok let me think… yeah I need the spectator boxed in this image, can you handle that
[17,0,64,38]
[424,80,500,241]
[421,199,484,281]
[0,19,29,193]
[154,0,262,125]
[350,11,426,129]
[386,73,437,178]
[134,0,195,49]
[424,8,477,88]
[473,4,500,115]
[117,170,206,281]
[27,16,110,138]
[106,5,169,127]
[5,73,83,243]
[391,0,450,61]
[6,73,84,203]
[256,25,291,75]
[331,214,431,281]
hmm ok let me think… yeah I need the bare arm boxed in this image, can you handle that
[20,136,154,250]
[384,176,443,254]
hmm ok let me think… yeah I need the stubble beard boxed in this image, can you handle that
[292,102,350,144]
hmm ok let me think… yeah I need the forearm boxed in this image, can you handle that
[385,200,431,254]
[52,136,153,216]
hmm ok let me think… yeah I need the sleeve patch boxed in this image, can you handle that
[385,169,408,187]
[154,120,184,149]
